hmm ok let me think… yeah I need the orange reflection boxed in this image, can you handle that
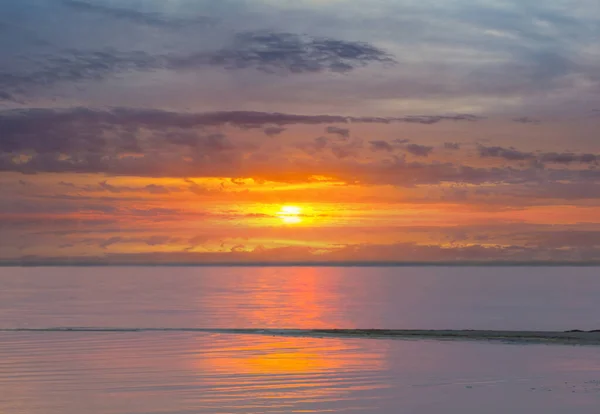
[235,267,340,328]
[191,268,386,405]
[197,336,367,375]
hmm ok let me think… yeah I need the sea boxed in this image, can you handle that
[1,266,599,413]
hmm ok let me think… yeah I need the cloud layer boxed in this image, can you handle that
[1,0,599,263]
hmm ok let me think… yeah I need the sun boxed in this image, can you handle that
[277,205,303,224]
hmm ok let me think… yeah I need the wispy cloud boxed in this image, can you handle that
[263,126,286,137]
[195,31,396,73]
[444,142,461,150]
[62,0,215,28]
[0,30,397,100]
[369,140,394,152]
[325,126,350,139]
[1,0,600,263]
[403,143,434,157]
[478,145,598,165]
[513,117,541,124]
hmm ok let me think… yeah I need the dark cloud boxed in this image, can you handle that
[527,230,600,249]
[58,181,77,188]
[97,181,173,195]
[1,107,597,195]
[298,135,363,159]
[540,152,598,164]
[98,181,128,193]
[99,236,121,249]
[369,140,394,152]
[0,107,483,155]
[478,145,598,164]
[478,145,535,161]
[1,0,596,119]
[403,143,434,157]
[62,0,214,28]
[0,91,14,101]
[325,126,350,139]
[263,126,286,137]
[513,117,541,125]
[0,107,143,154]
[0,31,397,99]
[327,159,580,188]
[418,181,600,204]
[0,49,159,99]
[178,31,396,74]
[5,107,469,132]
[444,142,461,150]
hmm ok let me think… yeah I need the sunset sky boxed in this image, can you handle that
[1,0,599,263]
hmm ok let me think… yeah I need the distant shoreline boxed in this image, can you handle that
[3,327,600,346]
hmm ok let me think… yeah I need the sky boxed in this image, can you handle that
[0,0,599,264]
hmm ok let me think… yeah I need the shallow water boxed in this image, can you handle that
[1,266,599,330]
[1,266,599,413]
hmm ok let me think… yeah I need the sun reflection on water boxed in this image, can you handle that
[190,267,387,409]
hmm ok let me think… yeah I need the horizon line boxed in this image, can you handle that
[1,261,600,267]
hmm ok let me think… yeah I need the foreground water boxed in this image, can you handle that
[1,266,599,413]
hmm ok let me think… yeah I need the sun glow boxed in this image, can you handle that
[277,205,303,224]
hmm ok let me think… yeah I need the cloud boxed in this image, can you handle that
[526,230,600,249]
[87,235,183,249]
[403,143,434,157]
[513,117,541,125]
[540,152,598,164]
[184,179,217,196]
[62,0,214,28]
[263,126,286,137]
[0,107,482,156]
[325,126,350,139]
[369,140,394,152]
[52,180,180,196]
[1,107,598,196]
[444,142,461,150]
[0,91,14,102]
[99,236,122,249]
[367,138,433,156]
[2,0,598,119]
[478,145,598,164]
[0,30,397,100]
[403,114,480,124]
[298,136,330,154]
[7,241,599,264]
[478,145,535,161]
[97,181,173,195]
[0,49,159,99]
[179,30,396,74]
[0,107,479,137]
[330,145,354,159]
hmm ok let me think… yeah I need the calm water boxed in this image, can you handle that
[1,266,599,413]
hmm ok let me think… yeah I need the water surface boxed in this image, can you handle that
[1,266,599,330]
[1,266,599,413]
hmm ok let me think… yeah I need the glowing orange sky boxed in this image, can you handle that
[1,0,599,263]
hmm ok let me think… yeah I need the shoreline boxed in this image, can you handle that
[2,328,600,345]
